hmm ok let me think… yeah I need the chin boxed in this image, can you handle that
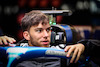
[42,44,49,47]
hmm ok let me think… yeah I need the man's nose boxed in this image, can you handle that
[43,30,49,37]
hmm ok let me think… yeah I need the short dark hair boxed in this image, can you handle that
[21,10,49,31]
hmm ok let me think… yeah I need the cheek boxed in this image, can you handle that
[33,33,43,40]
[31,34,37,38]
[30,34,40,44]
[49,33,51,37]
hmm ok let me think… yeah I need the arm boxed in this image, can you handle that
[78,39,100,65]
[78,39,100,56]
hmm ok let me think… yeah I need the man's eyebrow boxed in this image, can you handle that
[35,26,51,30]
[47,27,51,29]
[47,27,51,28]
[35,28,43,30]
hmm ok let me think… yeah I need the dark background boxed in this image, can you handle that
[0,0,100,42]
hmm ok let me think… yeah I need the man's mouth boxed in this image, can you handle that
[41,41,49,45]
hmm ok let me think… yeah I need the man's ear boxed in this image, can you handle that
[23,31,30,40]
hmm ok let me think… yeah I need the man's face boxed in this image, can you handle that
[27,21,51,47]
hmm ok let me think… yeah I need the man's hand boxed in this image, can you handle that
[0,36,16,46]
[64,43,85,63]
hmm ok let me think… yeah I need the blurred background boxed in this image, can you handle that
[0,0,100,42]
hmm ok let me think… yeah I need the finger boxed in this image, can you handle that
[67,46,75,57]
[11,38,16,43]
[2,38,8,45]
[6,37,14,44]
[64,46,71,52]
[70,48,78,63]
[75,50,81,63]
[64,46,71,57]
[5,37,12,43]
[5,36,16,44]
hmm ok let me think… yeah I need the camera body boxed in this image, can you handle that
[51,24,82,48]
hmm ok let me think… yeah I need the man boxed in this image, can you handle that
[16,10,85,67]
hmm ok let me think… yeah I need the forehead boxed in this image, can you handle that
[32,21,50,29]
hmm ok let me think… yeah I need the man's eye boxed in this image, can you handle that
[36,30,42,33]
[47,28,51,32]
